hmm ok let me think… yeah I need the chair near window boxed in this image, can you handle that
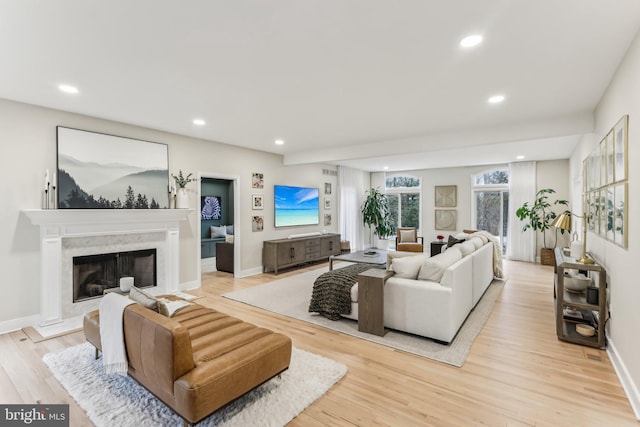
[396,227,424,253]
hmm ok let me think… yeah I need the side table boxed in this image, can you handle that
[357,269,393,336]
[430,241,446,257]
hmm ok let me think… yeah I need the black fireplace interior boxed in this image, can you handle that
[73,249,157,302]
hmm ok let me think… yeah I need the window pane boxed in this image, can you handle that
[385,194,399,232]
[400,193,420,227]
[386,176,420,188]
[475,191,501,235]
[474,170,509,185]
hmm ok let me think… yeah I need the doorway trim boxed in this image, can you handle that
[197,171,241,281]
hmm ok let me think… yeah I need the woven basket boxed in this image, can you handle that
[540,248,555,266]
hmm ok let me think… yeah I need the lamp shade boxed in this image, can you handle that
[551,212,572,232]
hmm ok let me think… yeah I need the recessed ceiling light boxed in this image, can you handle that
[192,119,206,126]
[516,155,525,160]
[58,84,79,94]
[488,95,505,104]
[460,34,483,48]
[383,166,389,170]
[275,139,285,145]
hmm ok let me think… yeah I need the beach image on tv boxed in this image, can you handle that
[274,185,319,227]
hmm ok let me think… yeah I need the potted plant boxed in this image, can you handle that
[171,170,196,209]
[361,188,394,249]
[515,188,569,265]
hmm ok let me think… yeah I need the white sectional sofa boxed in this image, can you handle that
[344,234,497,343]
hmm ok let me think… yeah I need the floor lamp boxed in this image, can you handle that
[551,212,594,264]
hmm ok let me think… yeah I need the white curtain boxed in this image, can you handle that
[507,161,536,262]
[338,166,369,251]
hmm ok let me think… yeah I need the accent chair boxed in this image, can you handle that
[396,227,424,253]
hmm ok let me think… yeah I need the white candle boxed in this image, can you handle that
[52,171,56,188]
[44,169,49,190]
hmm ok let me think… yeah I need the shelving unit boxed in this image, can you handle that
[554,247,607,348]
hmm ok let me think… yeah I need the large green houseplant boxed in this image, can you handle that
[361,188,394,248]
[515,188,569,265]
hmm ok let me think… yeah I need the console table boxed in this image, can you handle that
[554,247,607,348]
[263,233,341,274]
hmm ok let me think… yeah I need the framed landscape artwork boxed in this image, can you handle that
[56,127,169,209]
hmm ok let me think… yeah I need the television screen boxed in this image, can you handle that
[274,185,319,227]
[201,195,222,220]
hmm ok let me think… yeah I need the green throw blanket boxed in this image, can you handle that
[308,263,382,320]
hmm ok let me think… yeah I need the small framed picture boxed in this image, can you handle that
[252,216,264,232]
[435,185,457,208]
[252,194,263,210]
[324,213,332,226]
[324,182,332,195]
[324,198,331,210]
[252,172,264,189]
[435,209,457,231]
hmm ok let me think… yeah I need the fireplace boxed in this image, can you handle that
[73,249,157,302]
[24,209,190,327]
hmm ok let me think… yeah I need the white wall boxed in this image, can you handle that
[0,98,338,327]
[388,160,569,249]
[571,29,640,418]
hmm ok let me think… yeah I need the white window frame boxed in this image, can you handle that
[385,175,422,240]
[471,168,509,252]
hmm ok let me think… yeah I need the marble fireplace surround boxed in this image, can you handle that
[24,209,191,328]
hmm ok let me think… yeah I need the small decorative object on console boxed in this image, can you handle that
[437,235,445,242]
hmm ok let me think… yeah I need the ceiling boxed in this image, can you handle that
[2,1,640,171]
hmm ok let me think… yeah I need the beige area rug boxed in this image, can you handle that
[44,342,346,427]
[223,266,505,367]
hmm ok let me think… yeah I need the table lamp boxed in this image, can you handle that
[551,212,594,264]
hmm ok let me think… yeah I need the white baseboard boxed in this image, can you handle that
[0,314,41,335]
[239,266,263,278]
[607,336,640,420]
[201,257,216,273]
[179,280,200,291]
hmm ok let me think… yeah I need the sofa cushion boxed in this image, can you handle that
[129,286,158,311]
[210,225,227,238]
[469,236,484,249]
[457,240,476,257]
[399,228,417,243]
[391,254,427,279]
[418,246,462,282]
[447,235,465,248]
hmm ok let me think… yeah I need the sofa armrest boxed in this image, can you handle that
[124,305,195,393]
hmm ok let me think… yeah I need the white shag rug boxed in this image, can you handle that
[43,343,346,427]
[223,266,505,367]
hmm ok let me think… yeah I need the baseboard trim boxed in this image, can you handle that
[0,314,41,335]
[607,336,640,420]
[239,267,263,278]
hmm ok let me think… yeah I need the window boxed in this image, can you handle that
[385,175,421,247]
[472,168,509,253]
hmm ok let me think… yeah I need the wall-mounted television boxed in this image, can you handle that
[274,185,319,227]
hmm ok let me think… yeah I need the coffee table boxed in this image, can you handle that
[329,249,387,270]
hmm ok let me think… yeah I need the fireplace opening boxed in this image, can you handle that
[73,249,157,303]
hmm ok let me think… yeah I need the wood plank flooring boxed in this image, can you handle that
[0,260,636,426]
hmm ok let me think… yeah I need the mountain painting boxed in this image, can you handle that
[56,127,169,209]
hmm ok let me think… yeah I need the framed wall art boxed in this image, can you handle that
[252,216,264,232]
[435,209,457,231]
[435,185,457,207]
[252,173,264,189]
[201,195,222,220]
[56,126,169,209]
[252,194,264,210]
[582,114,629,248]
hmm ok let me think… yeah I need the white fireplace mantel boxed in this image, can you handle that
[23,209,192,326]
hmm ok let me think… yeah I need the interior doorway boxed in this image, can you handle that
[197,171,240,280]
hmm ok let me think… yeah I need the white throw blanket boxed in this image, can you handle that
[99,293,137,375]
[471,230,504,279]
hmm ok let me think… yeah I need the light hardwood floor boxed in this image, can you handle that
[0,260,636,426]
